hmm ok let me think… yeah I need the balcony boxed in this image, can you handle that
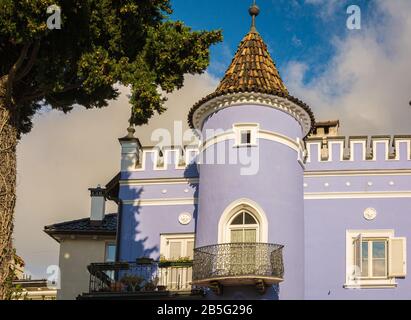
[80,259,201,300]
[192,243,284,294]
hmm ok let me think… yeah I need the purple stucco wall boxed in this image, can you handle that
[115,99,411,300]
[196,104,305,299]
[305,197,411,300]
[118,203,197,261]
[202,104,303,138]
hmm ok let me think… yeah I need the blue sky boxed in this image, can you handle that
[171,0,372,84]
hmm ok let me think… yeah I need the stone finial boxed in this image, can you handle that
[119,125,137,142]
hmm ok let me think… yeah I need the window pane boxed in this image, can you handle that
[169,242,182,260]
[373,259,386,277]
[372,241,386,259]
[361,242,369,277]
[244,229,257,243]
[241,131,251,144]
[105,244,116,262]
[361,258,369,277]
[231,230,244,243]
[372,241,386,277]
[231,213,244,225]
[244,213,257,225]
[362,241,368,259]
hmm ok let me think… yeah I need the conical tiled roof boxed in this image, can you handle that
[215,30,289,95]
[188,8,316,137]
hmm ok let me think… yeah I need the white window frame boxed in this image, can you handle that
[160,234,195,260]
[345,230,406,289]
[233,123,259,147]
[104,242,116,262]
[218,198,268,244]
[227,210,260,243]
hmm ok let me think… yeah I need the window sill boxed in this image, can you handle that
[233,144,258,148]
[344,281,397,289]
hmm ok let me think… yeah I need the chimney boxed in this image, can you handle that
[89,185,106,225]
[119,126,141,172]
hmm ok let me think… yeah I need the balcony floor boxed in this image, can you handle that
[192,275,283,287]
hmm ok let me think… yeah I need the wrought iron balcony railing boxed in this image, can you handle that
[87,260,193,294]
[192,243,284,287]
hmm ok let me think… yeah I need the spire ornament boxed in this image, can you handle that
[249,0,260,32]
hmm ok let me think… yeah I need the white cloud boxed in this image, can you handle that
[14,73,217,277]
[305,0,345,19]
[285,0,411,135]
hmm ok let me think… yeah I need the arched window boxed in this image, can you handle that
[228,210,259,243]
[218,199,268,244]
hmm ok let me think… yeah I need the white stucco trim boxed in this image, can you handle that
[160,233,195,260]
[217,198,268,244]
[191,92,311,136]
[306,140,322,163]
[345,230,397,289]
[200,128,303,155]
[119,178,199,186]
[123,198,198,206]
[233,123,259,147]
[371,138,391,161]
[304,191,411,200]
[394,138,411,161]
[305,169,411,177]
[348,139,367,162]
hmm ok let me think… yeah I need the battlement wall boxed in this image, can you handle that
[120,135,411,179]
[306,136,411,171]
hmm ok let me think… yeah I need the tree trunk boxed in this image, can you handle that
[0,77,18,299]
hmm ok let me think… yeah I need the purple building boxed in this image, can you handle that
[75,4,410,300]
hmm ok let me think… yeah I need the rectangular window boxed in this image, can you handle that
[346,230,407,289]
[105,243,116,262]
[160,234,195,260]
[233,124,258,147]
[241,130,252,145]
[359,239,387,278]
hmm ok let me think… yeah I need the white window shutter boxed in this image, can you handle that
[353,234,362,277]
[186,241,194,259]
[169,241,182,260]
[389,237,407,278]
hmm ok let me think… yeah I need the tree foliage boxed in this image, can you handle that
[0,0,222,135]
[0,0,221,298]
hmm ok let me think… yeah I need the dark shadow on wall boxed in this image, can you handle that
[184,159,200,238]
[118,187,159,261]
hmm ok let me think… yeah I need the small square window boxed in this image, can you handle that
[240,130,252,145]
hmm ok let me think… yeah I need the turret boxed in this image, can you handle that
[190,2,315,299]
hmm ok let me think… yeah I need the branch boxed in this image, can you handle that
[17,82,81,105]
[5,42,32,104]
[15,41,40,82]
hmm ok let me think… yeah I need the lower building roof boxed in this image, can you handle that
[44,213,117,242]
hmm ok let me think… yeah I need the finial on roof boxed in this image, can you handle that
[119,123,139,142]
[249,0,260,32]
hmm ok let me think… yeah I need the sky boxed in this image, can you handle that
[14,0,411,279]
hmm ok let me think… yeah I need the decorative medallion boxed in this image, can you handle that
[178,213,192,225]
[364,208,377,221]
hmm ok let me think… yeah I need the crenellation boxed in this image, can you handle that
[370,136,392,161]
[306,135,411,168]
[128,145,201,172]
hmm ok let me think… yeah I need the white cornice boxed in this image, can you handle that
[191,92,312,136]
[120,178,199,186]
[305,191,411,200]
[304,169,411,177]
[123,198,198,206]
[200,128,302,154]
